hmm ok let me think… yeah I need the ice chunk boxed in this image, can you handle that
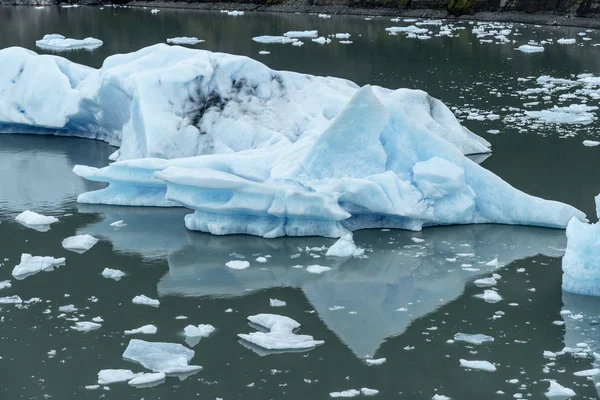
[122,339,202,374]
[335,33,351,39]
[454,333,494,345]
[0,295,22,304]
[557,38,576,44]
[252,36,297,44]
[573,368,600,376]
[0,280,11,290]
[227,10,244,16]
[562,195,600,296]
[284,30,318,38]
[361,388,379,396]
[306,265,331,274]
[15,210,58,230]
[459,359,496,372]
[128,372,166,387]
[36,34,103,51]
[526,104,597,125]
[330,390,360,398]
[258,51,270,55]
[102,268,125,281]
[132,295,160,307]
[238,314,324,354]
[183,324,215,337]
[583,140,600,147]
[473,277,497,287]
[476,289,502,303]
[71,321,102,332]
[166,37,204,46]
[150,9,160,13]
[12,253,66,279]
[225,260,250,270]
[517,45,544,53]
[485,258,499,267]
[97,369,137,385]
[545,380,575,399]
[365,357,386,365]
[62,234,99,253]
[59,304,77,313]
[270,298,287,307]
[125,324,158,335]
[385,25,429,34]
[110,220,127,227]
[312,37,332,44]
[325,234,364,257]
[432,395,451,400]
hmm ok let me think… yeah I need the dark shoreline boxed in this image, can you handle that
[3,0,600,29]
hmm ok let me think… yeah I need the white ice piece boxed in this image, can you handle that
[312,37,332,44]
[325,234,364,257]
[36,34,103,51]
[132,295,160,307]
[583,140,600,147]
[0,295,22,304]
[97,369,138,385]
[167,37,204,46]
[12,253,66,279]
[128,372,166,387]
[62,234,99,253]
[15,210,58,228]
[238,314,324,353]
[306,265,331,274]
[252,36,297,44]
[183,324,215,337]
[225,260,250,270]
[557,38,576,44]
[517,44,544,53]
[459,359,496,372]
[102,268,125,280]
[476,289,502,303]
[454,333,494,345]
[545,380,575,399]
[122,339,202,374]
[365,358,386,365]
[71,321,102,332]
[270,298,287,307]
[125,324,158,335]
[284,30,318,38]
[110,220,127,227]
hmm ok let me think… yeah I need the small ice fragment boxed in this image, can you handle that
[12,253,66,279]
[98,369,137,385]
[583,140,600,147]
[326,234,364,257]
[36,34,103,51]
[0,280,10,290]
[183,324,215,338]
[432,395,451,400]
[92,317,103,323]
[517,44,544,53]
[175,316,188,320]
[454,333,494,345]
[238,314,323,353]
[71,321,101,332]
[557,38,576,44]
[122,339,202,374]
[166,37,204,46]
[485,258,499,267]
[110,220,127,227]
[0,295,22,304]
[284,30,318,38]
[361,388,379,396]
[306,265,331,274]
[85,385,100,390]
[365,358,386,366]
[476,289,502,303]
[474,277,497,287]
[102,268,125,281]
[459,359,496,372]
[128,372,166,387]
[16,210,58,227]
[330,389,360,397]
[125,324,157,335]
[59,304,77,313]
[270,298,286,307]
[150,9,159,13]
[312,37,332,45]
[62,234,99,253]
[573,368,600,376]
[545,379,575,399]
[258,51,270,55]
[256,257,267,263]
[132,295,160,307]
[225,260,250,270]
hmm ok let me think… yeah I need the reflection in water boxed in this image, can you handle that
[78,205,567,357]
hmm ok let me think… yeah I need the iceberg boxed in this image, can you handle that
[12,253,66,280]
[562,194,600,296]
[122,339,202,374]
[0,45,585,238]
[36,34,103,51]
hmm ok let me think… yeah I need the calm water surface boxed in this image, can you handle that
[1,6,600,399]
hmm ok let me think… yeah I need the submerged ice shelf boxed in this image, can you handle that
[0,44,585,237]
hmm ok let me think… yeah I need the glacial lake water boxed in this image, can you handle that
[2,5,600,399]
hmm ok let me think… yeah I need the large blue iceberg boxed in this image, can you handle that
[0,44,586,237]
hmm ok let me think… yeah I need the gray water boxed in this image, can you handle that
[1,6,600,399]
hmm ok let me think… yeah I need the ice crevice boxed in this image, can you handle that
[0,44,586,238]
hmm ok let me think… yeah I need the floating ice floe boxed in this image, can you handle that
[166,37,204,46]
[97,369,138,385]
[329,388,378,397]
[0,280,11,290]
[0,295,22,304]
[557,38,576,44]
[227,10,244,16]
[102,268,125,280]
[238,314,324,355]
[183,324,215,338]
[122,339,202,374]
[517,44,544,53]
[284,30,318,38]
[583,140,600,147]
[150,9,159,13]
[59,304,77,313]
[544,379,575,399]
[36,34,103,51]
[473,277,497,287]
[335,33,351,39]
[306,265,331,274]
[312,37,331,44]
[110,220,127,227]
[252,36,297,44]
[459,359,496,372]
[562,194,600,296]
[325,234,364,258]
[365,357,386,366]
[132,295,160,307]
[270,298,286,307]
[125,324,158,335]
[62,234,98,253]
[12,253,66,280]
[318,13,330,18]
[15,210,58,231]
[385,25,428,34]
[128,372,166,387]
[453,333,494,345]
[71,321,102,332]
[525,104,598,125]
[258,51,270,55]
[476,289,502,303]
[226,260,250,270]
[432,395,451,400]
